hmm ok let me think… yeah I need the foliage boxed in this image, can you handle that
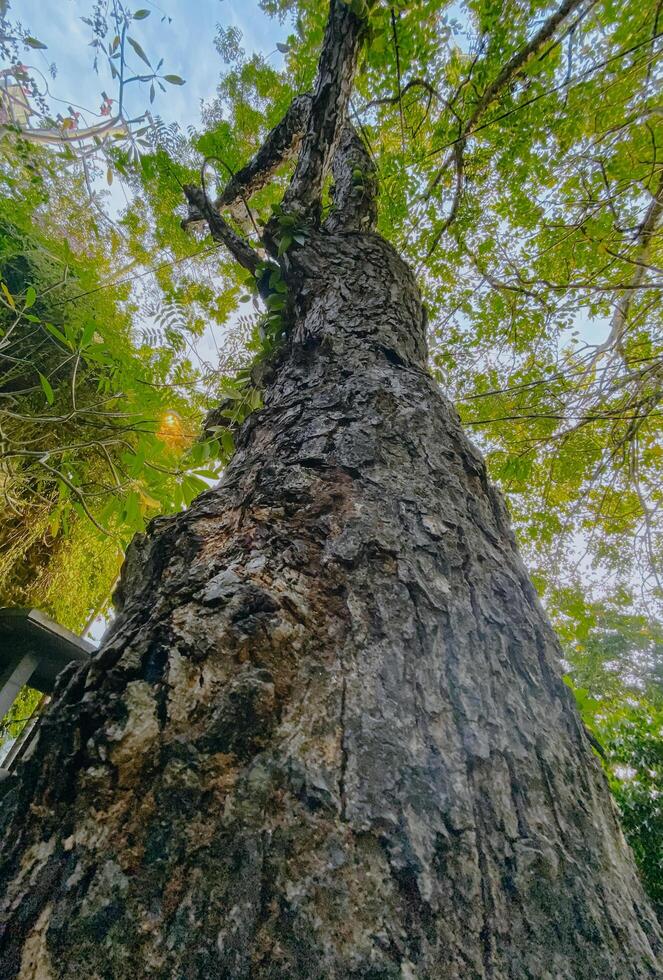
[562,596,662,914]
[140,0,663,615]
[0,121,223,633]
[0,686,42,750]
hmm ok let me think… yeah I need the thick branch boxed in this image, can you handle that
[182,184,261,275]
[184,2,365,240]
[282,0,366,224]
[181,95,313,235]
[215,94,313,221]
[324,121,377,233]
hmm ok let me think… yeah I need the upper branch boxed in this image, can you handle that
[588,169,663,366]
[182,0,367,259]
[324,121,377,233]
[426,0,586,246]
[182,93,313,236]
[465,0,587,136]
[282,0,366,225]
[216,94,313,221]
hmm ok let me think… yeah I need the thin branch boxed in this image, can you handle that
[389,6,405,153]
[38,459,111,535]
[587,170,663,365]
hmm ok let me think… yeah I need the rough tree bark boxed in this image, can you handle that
[1,2,661,977]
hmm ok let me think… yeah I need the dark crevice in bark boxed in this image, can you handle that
[505,752,530,839]
[338,671,349,822]
[472,795,497,980]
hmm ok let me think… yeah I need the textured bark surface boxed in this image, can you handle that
[0,227,661,979]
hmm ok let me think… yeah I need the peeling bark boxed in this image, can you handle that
[0,227,661,979]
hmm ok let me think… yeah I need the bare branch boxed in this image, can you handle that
[466,0,588,135]
[183,184,261,275]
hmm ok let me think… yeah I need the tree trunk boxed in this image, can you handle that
[0,227,660,979]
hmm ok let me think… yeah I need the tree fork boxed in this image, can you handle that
[0,1,661,977]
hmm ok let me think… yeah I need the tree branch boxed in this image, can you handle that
[184,1,367,246]
[389,6,405,152]
[182,184,261,275]
[588,169,663,365]
[465,0,588,136]
[282,0,366,224]
[215,94,313,221]
[426,0,586,244]
[324,121,377,234]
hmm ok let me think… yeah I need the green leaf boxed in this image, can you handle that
[123,491,142,527]
[44,322,69,345]
[133,8,151,18]
[38,372,55,405]
[80,322,96,348]
[266,293,285,311]
[220,429,235,458]
[277,235,293,256]
[163,74,186,85]
[25,36,47,49]
[1,281,15,308]
[24,286,36,309]
[127,36,151,67]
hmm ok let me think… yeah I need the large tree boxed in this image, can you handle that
[0,1,661,977]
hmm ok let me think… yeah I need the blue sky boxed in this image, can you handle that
[14,0,288,132]
[10,1,291,396]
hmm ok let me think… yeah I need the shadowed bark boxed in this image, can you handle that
[0,1,661,977]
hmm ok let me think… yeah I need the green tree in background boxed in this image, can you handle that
[560,599,663,916]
